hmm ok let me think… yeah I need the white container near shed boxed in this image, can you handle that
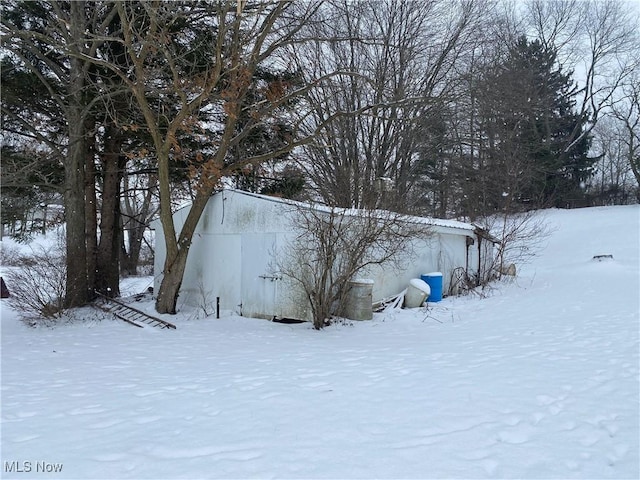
[404,278,431,308]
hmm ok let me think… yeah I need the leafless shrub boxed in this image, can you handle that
[193,278,216,320]
[4,242,67,324]
[279,205,431,329]
[482,210,553,280]
[448,267,477,296]
[0,243,22,266]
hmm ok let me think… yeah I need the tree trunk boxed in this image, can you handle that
[64,112,88,308]
[85,119,98,300]
[120,222,143,276]
[120,174,156,276]
[95,128,124,297]
[155,246,189,314]
[63,0,89,308]
[155,188,212,314]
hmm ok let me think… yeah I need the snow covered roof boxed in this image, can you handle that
[151,188,479,236]
[222,188,477,234]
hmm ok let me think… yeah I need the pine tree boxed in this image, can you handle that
[477,36,592,210]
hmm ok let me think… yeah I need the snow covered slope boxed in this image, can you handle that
[1,205,638,479]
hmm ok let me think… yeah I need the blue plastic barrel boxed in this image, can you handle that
[421,272,443,302]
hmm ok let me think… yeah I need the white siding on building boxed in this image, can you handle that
[152,189,493,321]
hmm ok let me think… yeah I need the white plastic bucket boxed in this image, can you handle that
[404,278,431,308]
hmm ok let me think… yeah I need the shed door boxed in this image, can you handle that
[240,233,280,319]
[207,234,241,314]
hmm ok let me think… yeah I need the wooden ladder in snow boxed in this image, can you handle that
[94,292,177,330]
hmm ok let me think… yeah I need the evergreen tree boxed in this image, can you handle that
[477,36,592,210]
[227,67,303,196]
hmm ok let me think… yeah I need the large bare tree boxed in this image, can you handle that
[290,0,487,212]
[590,116,637,204]
[609,76,640,199]
[86,1,331,313]
[525,0,640,151]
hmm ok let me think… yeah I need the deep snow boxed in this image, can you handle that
[1,205,638,479]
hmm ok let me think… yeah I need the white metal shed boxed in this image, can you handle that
[152,189,494,321]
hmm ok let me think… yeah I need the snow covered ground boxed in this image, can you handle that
[1,205,638,479]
